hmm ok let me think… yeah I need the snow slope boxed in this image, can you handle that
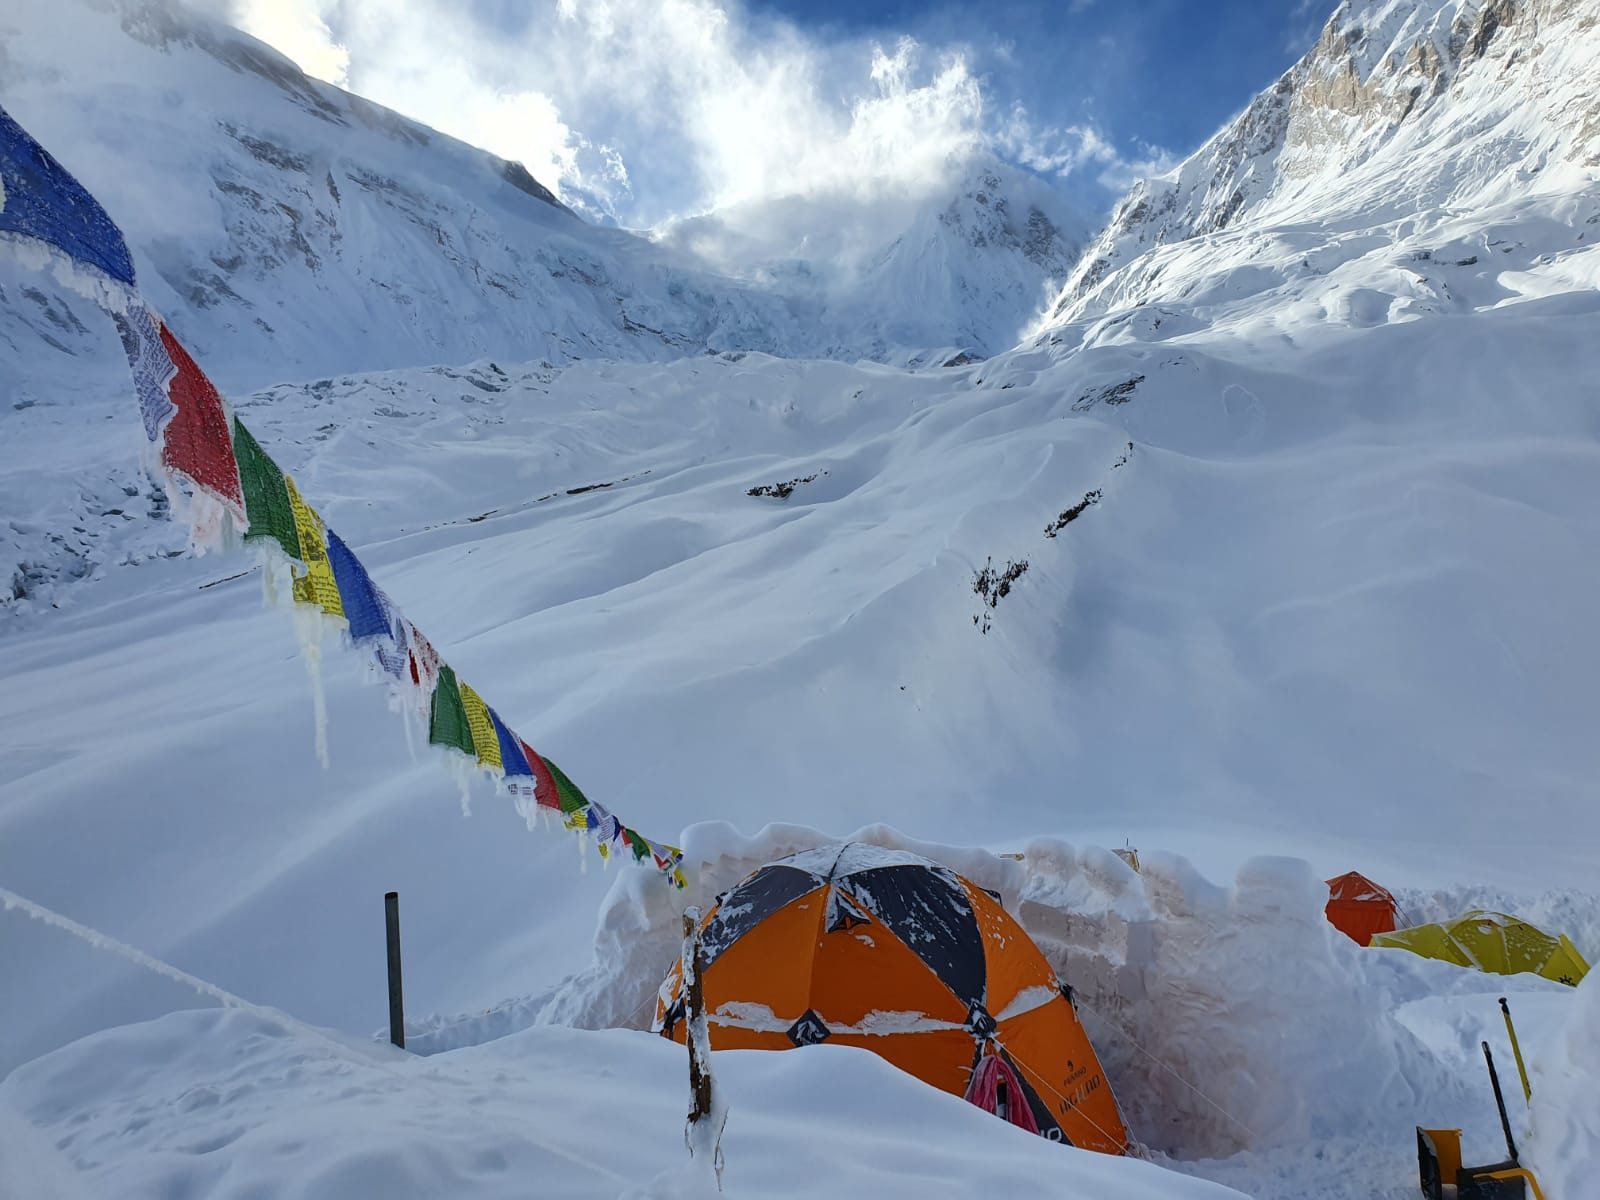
[4,276,1599,1192]
[3,0,1600,1195]
[0,1006,1245,1200]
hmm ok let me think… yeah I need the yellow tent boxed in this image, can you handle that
[1371,910,1589,986]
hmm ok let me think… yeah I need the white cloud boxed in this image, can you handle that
[995,101,1176,193]
[227,0,1155,229]
[1096,142,1181,191]
[232,0,349,86]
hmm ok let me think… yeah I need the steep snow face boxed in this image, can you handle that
[0,0,1093,610]
[1052,0,1600,320]
[656,158,1091,360]
[843,161,1089,358]
[0,0,816,388]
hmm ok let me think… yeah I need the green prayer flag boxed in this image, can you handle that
[542,756,591,814]
[624,827,652,862]
[233,417,302,559]
[429,665,476,755]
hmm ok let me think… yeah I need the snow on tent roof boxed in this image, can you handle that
[1371,910,1591,986]
[1324,871,1400,945]
[1326,871,1396,905]
[771,841,940,879]
[657,840,1131,1154]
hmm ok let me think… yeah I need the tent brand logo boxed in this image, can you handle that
[825,887,872,933]
[1056,1072,1104,1114]
[787,1010,831,1047]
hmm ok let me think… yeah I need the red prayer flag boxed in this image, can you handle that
[519,739,563,810]
[156,324,244,514]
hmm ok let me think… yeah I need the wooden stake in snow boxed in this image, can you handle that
[682,906,727,1185]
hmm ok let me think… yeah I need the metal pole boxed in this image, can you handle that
[1499,997,1532,1103]
[1481,1041,1518,1164]
[385,891,405,1050]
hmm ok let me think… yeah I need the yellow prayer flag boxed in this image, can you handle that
[284,475,344,618]
[457,682,503,771]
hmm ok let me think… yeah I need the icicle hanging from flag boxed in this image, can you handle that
[111,304,177,442]
[0,100,686,887]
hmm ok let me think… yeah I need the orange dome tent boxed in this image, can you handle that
[1325,871,1399,945]
[653,843,1130,1154]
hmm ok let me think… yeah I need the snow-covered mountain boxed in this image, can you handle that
[0,0,1086,388]
[1052,0,1600,320]
[0,0,1088,611]
[655,158,1089,360]
[0,0,786,386]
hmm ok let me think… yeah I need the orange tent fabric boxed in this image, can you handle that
[1325,871,1398,945]
[654,843,1129,1154]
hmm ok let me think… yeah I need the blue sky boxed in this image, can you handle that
[237,0,1330,226]
[750,0,1324,164]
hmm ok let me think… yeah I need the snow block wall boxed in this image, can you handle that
[1528,970,1600,1198]
[1016,847,1465,1157]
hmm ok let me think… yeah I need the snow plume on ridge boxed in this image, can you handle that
[223,0,1129,231]
[224,0,986,225]
[995,103,1180,194]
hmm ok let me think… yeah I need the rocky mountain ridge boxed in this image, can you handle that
[1051,0,1600,321]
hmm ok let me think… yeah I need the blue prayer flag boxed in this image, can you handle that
[489,708,533,777]
[325,529,389,642]
[0,104,137,287]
